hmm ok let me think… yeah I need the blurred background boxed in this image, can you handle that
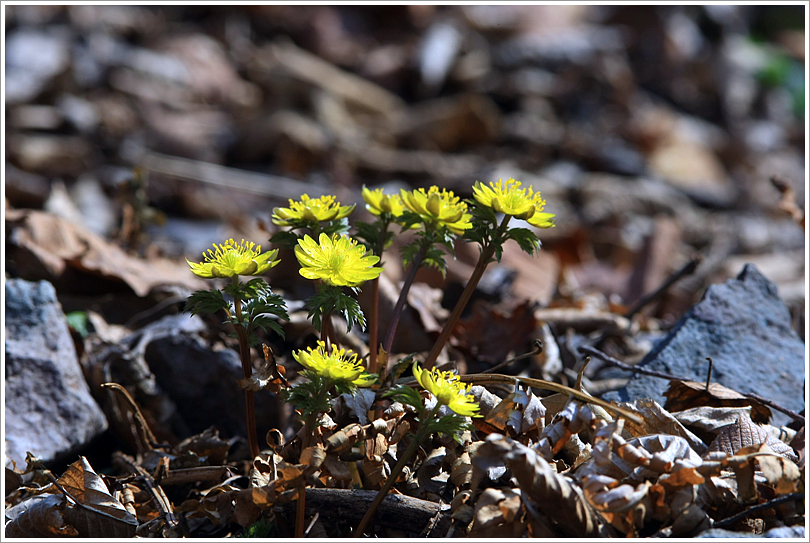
[6,4,805,325]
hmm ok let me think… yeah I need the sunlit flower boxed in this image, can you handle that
[362,186,405,217]
[295,233,383,287]
[412,363,480,417]
[293,341,376,387]
[188,239,280,278]
[272,194,355,226]
[472,178,555,228]
[400,186,472,235]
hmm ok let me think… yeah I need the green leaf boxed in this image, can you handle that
[304,284,366,333]
[384,385,425,417]
[396,210,425,231]
[505,227,541,257]
[66,311,90,337]
[428,413,474,441]
[269,229,302,249]
[185,288,228,316]
[282,371,333,417]
[322,217,351,237]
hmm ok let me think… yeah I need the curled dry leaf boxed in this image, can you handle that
[468,487,526,538]
[473,433,612,537]
[618,398,707,455]
[5,494,80,537]
[236,345,289,393]
[12,457,139,538]
[663,380,772,424]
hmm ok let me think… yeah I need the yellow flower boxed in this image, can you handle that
[362,186,405,217]
[272,194,355,226]
[293,341,376,387]
[412,363,480,417]
[295,233,383,287]
[400,186,472,235]
[472,178,555,228]
[187,239,280,278]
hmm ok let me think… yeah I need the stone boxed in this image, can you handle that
[604,265,805,426]
[102,313,284,444]
[4,279,108,469]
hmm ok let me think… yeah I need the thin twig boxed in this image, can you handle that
[458,373,643,424]
[101,382,160,454]
[483,339,544,375]
[581,347,805,423]
[624,256,702,320]
[740,392,805,423]
[713,492,805,528]
[578,346,680,381]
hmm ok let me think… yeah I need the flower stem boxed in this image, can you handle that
[296,411,318,538]
[367,277,380,373]
[422,216,511,370]
[232,277,261,460]
[352,405,440,537]
[382,239,430,366]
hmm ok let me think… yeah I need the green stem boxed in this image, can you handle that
[382,238,430,365]
[352,404,441,537]
[422,216,511,370]
[232,276,261,459]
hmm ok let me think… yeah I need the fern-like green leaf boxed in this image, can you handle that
[384,384,425,417]
[505,227,541,257]
[185,288,228,316]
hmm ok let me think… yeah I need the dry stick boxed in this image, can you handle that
[580,346,806,423]
[422,216,511,371]
[579,346,681,381]
[100,382,160,454]
[296,411,319,539]
[713,492,805,528]
[624,256,702,320]
[353,404,441,537]
[458,373,643,424]
[115,452,184,537]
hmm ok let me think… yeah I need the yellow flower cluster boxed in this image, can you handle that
[400,186,472,235]
[272,194,355,226]
[295,233,383,287]
[412,363,480,417]
[293,341,376,387]
[188,239,280,279]
[472,178,555,228]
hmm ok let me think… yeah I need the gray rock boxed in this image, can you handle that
[98,313,283,444]
[604,265,805,426]
[143,326,283,442]
[4,279,108,469]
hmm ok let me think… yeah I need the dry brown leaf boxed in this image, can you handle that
[756,454,801,494]
[473,433,611,537]
[236,345,289,393]
[5,208,206,296]
[468,487,527,537]
[705,417,798,461]
[5,494,80,537]
[619,398,707,455]
[46,457,138,538]
[663,380,772,424]
[454,300,538,369]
